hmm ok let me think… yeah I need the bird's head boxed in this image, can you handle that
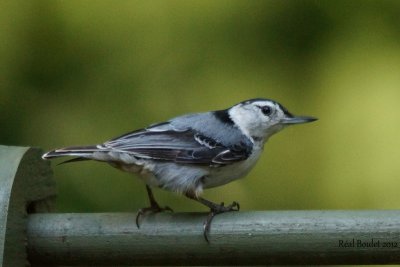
[228,98,317,142]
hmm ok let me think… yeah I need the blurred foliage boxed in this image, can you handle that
[1,0,400,213]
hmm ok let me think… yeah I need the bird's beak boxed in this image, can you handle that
[280,116,318,125]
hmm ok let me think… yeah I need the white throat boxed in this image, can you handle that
[228,104,283,146]
[228,105,268,144]
[228,106,252,139]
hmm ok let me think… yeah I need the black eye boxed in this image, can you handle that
[260,106,272,116]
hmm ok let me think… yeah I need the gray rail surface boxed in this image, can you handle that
[27,210,400,265]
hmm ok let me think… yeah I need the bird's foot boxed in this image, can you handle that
[203,201,240,242]
[135,203,173,228]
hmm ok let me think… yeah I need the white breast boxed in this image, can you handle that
[106,144,264,197]
[202,145,263,189]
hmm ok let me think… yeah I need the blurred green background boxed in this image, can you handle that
[1,0,400,213]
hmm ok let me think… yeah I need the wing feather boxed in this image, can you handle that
[103,125,250,166]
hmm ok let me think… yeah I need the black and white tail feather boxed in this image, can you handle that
[42,145,100,164]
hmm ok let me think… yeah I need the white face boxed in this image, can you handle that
[228,99,294,142]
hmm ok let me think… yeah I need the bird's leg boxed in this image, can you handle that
[185,193,240,242]
[135,185,173,228]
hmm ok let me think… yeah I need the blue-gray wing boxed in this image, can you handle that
[101,123,250,166]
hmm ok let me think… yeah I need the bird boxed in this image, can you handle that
[42,98,317,241]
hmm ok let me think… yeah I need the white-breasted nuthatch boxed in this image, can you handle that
[43,98,317,241]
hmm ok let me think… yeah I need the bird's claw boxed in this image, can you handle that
[203,201,240,243]
[135,205,174,228]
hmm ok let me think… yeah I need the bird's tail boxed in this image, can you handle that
[42,145,100,164]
